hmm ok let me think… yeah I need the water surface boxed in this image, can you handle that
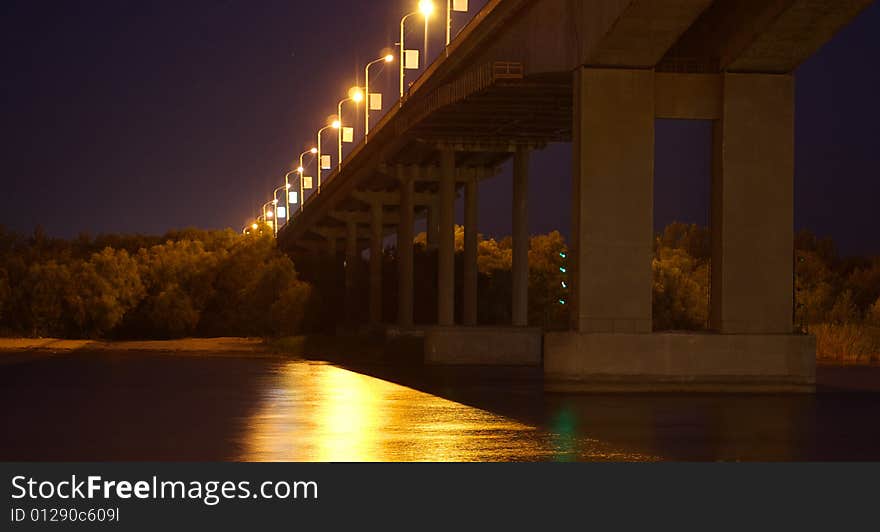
[2,352,878,461]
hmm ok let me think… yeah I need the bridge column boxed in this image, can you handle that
[426,203,439,250]
[326,233,337,259]
[345,219,358,324]
[397,166,415,328]
[512,147,530,327]
[463,177,479,326]
[711,73,794,334]
[437,148,456,326]
[570,67,654,334]
[369,201,383,326]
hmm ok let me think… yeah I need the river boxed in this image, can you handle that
[2,351,879,461]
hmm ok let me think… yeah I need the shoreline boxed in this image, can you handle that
[0,337,272,356]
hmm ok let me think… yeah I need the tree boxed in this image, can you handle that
[70,248,145,337]
[528,231,568,329]
[652,247,709,331]
[868,297,880,327]
[0,268,9,330]
[21,261,76,337]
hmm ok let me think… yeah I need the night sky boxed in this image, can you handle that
[2,1,878,255]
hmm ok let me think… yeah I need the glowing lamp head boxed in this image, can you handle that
[331,119,341,129]
[272,198,279,205]
[419,0,434,16]
[296,166,304,173]
[310,147,318,154]
[351,89,364,103]
[285,183,291,189]
[385,54,394,63]
[251,223,258,230]
[266,211,274,219]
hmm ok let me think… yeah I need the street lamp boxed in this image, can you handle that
[400,1,435,98]
[365,53,394,139]
[273,184,291,232]
[297,147,318,209]
[262,200,276,236]
[283,170,297,222]
[337,87,363,167]
[445,0,468,46]
[317,118,341,191]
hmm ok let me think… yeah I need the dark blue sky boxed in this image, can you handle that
[1,1,878,255]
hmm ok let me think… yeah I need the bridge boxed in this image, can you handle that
[278,0,874,391]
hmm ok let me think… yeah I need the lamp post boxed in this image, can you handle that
[273,184,291,230]
[262,201,276,236]
[317,119,341,191]
[365,54,394,139]
[337,87,364,167]
[283,171,296,222]
[399,2,434,98]
[297,147,318,211]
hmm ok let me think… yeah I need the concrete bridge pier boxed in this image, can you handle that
[425,146,541,366]
[512,146,530,328]
[344,219,358,325]
[397,165,415,329]
[437,148,456,327]
[369,201,383,327]
[544,67,814,392]
[462,176,479,326]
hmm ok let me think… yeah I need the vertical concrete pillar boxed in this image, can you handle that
[711,73,794,334]
[426,203,439,250]
[398,166,415,328]
[326,234,337,259]
[463,177,479,326]
[369,202,383,326]
[437,148,456,326]
[345,220,358,324]
[571,67,654,334]
[512,147,530,327]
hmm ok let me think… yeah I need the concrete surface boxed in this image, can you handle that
[544,331,816,392]
[425,326,543,365]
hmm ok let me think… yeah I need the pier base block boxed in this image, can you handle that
[425,326,543,365]
[544,332,815,392]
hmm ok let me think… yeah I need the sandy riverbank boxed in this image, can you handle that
[0,337,268,354]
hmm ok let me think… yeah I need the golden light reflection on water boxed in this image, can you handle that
[239,361,658,462]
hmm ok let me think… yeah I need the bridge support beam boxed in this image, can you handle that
[369,202,383,326]
[326,233,337,258]
[570,67,654,334]
[710,73,794,334]
[437,148,456,326]
[463,177,479,326]
[426,204,439,250]
[545,67,813,392]
[512,147,530,327]
[345,220,358,325]
[398,166,415,328]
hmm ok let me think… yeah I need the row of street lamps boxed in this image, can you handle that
[244,0,469,237]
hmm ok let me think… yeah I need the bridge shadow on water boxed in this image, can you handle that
[308,340,880,462]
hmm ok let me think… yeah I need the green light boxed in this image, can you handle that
[559,252,567,259]
[559,266,566,273]
[558,299,566,305]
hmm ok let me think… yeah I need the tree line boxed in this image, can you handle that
[1,222,877,361]
[0,225,310,339]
